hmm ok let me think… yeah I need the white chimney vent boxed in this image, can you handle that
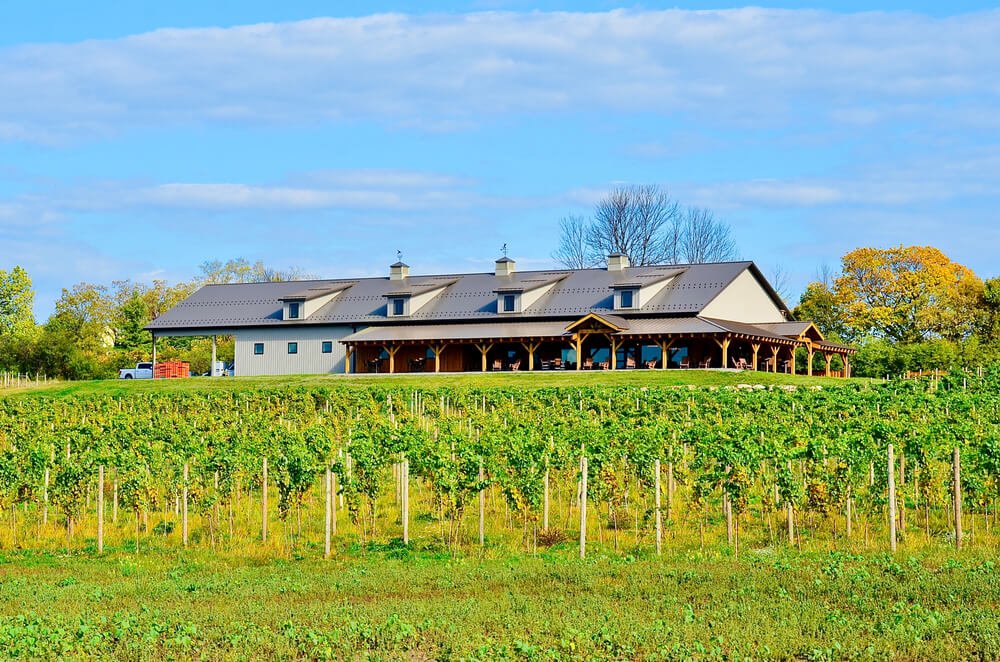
[389,261,410,281]
[495,256,515,277]
[607,253,630,272]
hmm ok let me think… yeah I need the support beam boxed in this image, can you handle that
[344,346,353,374]
[657,339,674,369]
[574,334,583,371]
[751,343,761,371]
[824,352,834,377]
[210,335,217,377]
[430,344,445,373]
[807,348,814,377]
[788,346,796,375]
[770,345,780,373]
[475,343,494,372]
[605,334,622,370]
[843,354,850,378]
[714,337,731,369]
[521,341,541,371]
[151,333,157,378]
[384,345,401,374]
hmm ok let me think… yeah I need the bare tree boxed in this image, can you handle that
[678,207,738,264]
[551,215,598,269]
[769,263,792,304]
[585,185,682,266]
[814,262,835,289]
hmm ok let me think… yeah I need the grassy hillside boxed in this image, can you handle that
[4,369,862,398]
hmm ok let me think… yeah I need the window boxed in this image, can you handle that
[619,289,635,309]
[287,342,298,355]
[253,343,264,356]
[502,294,516,313]
[391,298,405,316]
[288,302,300,319]
[321,341,333,354]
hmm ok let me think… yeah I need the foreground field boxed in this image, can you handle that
[1,544,998,660]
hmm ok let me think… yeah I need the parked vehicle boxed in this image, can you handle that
[118,362,154,380]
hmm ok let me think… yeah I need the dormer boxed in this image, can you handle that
[494,274,566,315]
[384,279,456,317]
[610,268,684,311]
[611,284,639,310]
[280,283,352,321]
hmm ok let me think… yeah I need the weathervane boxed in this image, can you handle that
[501,243,508,258]
[396,249,403,262]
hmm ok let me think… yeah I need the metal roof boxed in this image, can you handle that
[342,321,571,344]
[147,261,783,331]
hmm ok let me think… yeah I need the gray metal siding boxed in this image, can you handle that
[234,326,356,376]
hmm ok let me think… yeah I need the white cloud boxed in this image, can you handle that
[1,9,999,141]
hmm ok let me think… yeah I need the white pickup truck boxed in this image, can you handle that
[118,362,154,379]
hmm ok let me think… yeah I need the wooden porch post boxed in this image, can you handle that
[574,334,583,371]
[151,333,157,378]
[807,347,814,377]
[770,345,780,373]
[751,343,761,371]
[658,339,674,369]
[843,354,850,378]
[789,346,797,375]
[385,345,401,374]
[824,352,833,378]
[606,335,621,370]
[714,337,731,368]
[430,344,445,373]
[521,341,541,371]
[210,335,217,377]
[344,345,353,374]
[475,343,493,372]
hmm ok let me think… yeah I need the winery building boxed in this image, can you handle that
[146,255,854,377]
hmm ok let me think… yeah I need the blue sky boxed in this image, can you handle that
[2,2,999,316]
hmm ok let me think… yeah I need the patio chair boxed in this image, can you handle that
[583,357,594,370]
[699,356,712,369]
[645,359,658,369]
[597,360,610,370]
[553,358,563,370]
[492,358,503,371]
[679,357,691,369]
[510,359,522,371]
[625,356,636,369]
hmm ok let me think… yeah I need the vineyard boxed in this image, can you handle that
[1,371,1000,658]
[1,371,998,557]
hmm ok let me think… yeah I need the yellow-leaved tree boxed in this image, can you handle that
[834,246,983,343]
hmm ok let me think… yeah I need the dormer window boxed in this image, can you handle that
[390,297,407,317]
[288,302,300,319]
[618,290,635,308]
[502,294,516,313]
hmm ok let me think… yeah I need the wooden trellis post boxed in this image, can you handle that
[888,445,897,553]
[654,459,662,556]
[954,447,963,550]
[324,466,332,559]
[261,457,268,543]
[579,454,588,559]
[97,465,104,553]
[182,463,189,548]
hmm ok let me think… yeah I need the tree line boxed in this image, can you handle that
[0,259,312,380]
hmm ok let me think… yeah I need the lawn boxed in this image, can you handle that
[1,543,997,660]
[6,368,860,399]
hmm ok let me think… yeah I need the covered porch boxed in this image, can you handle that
[340,314,855,377]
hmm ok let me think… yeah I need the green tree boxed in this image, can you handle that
[793,281,847,341]
[0,266,35,337]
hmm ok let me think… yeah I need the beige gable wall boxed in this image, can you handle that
[700,269,785,323]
